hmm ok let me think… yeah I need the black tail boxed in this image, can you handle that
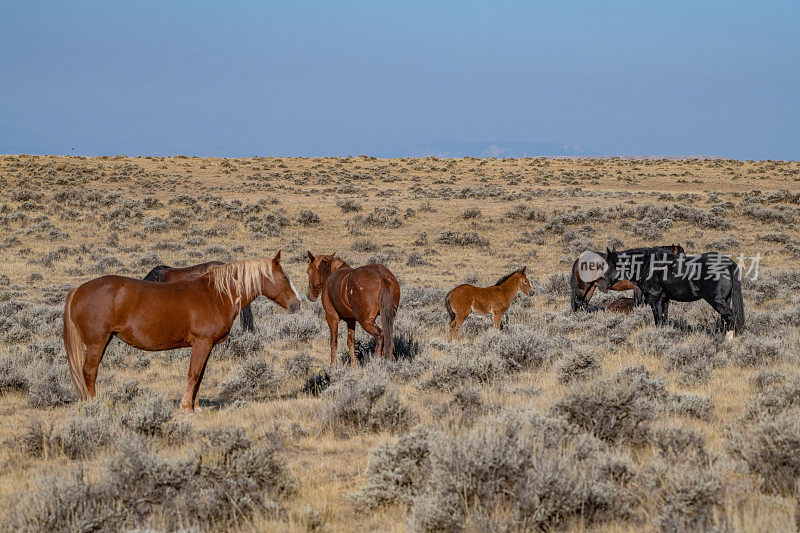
[143,265,170,282]
[379,279,396,362]
[730,269,745,334]
[569,260,580,312]
[239,304,255,332]
[444,290,455,324]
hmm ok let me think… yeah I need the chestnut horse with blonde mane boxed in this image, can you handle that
[445,267,533,341]
[306,252,400,367]
[143,261,256,332]
[63,252,301,412]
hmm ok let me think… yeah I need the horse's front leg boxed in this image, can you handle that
[326,313,340,368]
[180,338,214,413]
[492,307,508,330]
[194,351,212,411]
[661,299,670,325]
[649,296,664,327]
[633,286,645,306]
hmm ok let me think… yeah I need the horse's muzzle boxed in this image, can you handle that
[289,300,301,313]
[306,292,317,302]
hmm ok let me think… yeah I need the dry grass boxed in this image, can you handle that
[1,154,799,531]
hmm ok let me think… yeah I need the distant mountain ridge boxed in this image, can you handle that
[363,139,601,158]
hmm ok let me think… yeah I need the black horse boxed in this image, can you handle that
[600,247,744,337]
[570,245,684,312]
[143,262,256,332]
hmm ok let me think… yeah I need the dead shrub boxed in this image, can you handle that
[351,425,433,509]
[321,373,417,436]
[26,369,74,408]
[219,358,282,402]
[552,374,655,445]
[8,430,294,531]
[728,408,800,496]
[408,410,633,531]
[556,348,601,384]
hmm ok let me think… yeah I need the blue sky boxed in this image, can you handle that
[1,1,798,159]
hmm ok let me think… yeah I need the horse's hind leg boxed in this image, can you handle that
[452,311,468,341]
[83,334,112,400]
[360,316,384,361]
[180,339,213,413]
[705,295,735,339]
[346,319,357,367]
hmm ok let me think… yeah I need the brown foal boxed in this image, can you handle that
[445,267,533,341]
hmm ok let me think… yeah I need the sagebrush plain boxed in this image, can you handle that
[1,154,799,532]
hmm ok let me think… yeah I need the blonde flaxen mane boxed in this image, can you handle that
[209,257,274,307]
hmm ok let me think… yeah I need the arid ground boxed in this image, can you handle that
[1,154,799,532]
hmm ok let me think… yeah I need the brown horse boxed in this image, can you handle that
[144,261,256,332]
[570,245,684,311]
[63,252,301,412]
[445,267,533,341]
[306,252,400,367]
[606,297,635,314]
[570,258,641,311]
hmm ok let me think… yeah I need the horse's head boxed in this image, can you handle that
[306,251,337,302]
[264,250,301,313]
[598,247,621,291]
[517,266,533,296]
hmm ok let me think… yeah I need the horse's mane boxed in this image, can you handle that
[493,269,522,286]
[209,257,274,306]
[143,265,170,282]
[330,256,350,271]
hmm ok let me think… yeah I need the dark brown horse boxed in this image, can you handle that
[570,245,684,311]
[606,297,635,314]
[306,252,400,367]
[64,252,301,412]
[144,261,256,332]
[445,267,533,341]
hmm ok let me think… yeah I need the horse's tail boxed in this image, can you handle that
[239,304,255,332]
[380,279,396,362]
[444,289,455,324]
[143,265,170,282]
[63,289,90,401]
[730,268,745,334]
[569,260,580,312]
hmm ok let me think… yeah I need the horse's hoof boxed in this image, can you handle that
[179,405,195,414]
[725,330,735,341]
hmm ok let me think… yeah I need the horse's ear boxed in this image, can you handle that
[331,251,337,258]
[307,251,314,262]
[606,247,612,256]
[521,266,527,275]
[273,250,282,263]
